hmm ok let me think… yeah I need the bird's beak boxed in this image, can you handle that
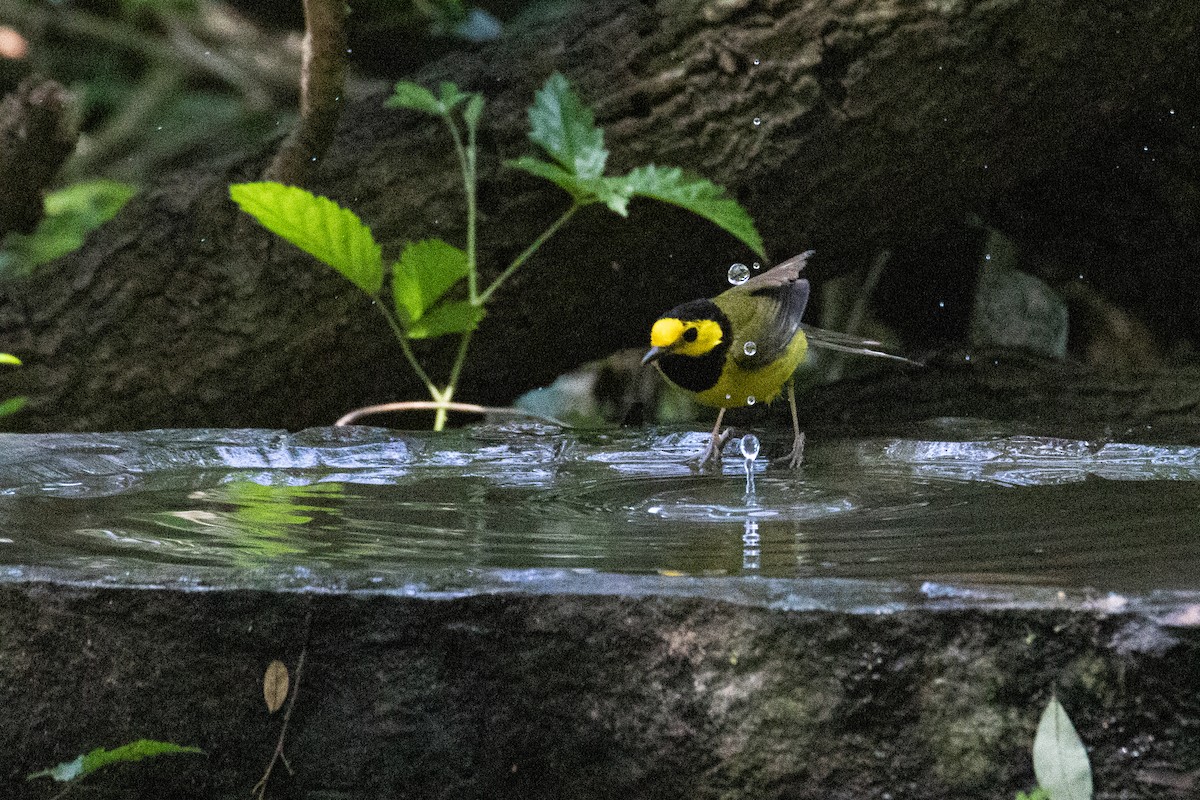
[641,346,665,366]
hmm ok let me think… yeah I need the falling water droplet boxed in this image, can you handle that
[743,341,757,356]
[727,263,750,285]
[752,262,761,270]
[741,436,760,501]
[746,395,756,406]
[752,117,762,127]
[752,57,761,66]
[740,434,760,460]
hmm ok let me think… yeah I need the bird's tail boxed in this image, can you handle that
[801,324,920,365]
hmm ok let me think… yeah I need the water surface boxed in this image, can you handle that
[1,421,1198,613]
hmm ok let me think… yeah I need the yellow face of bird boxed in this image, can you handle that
[649,317,724,358]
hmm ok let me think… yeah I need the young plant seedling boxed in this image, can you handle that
[231,73,764,431]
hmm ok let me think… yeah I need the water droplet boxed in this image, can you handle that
[746,395,756,406]
[938,300,946,308]
[751,261,761,270]
[752,117,762,127]
[743,341,757,356]
[727,263,750,285]
[752,57,760,66]
[725,393,732,401]
[740,434,760,460]
[984,253,992,261]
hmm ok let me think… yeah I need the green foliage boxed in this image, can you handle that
[229,183,383,296]
[233,72,763,430]
[1016,789,1051,800]
[509,73,765,257]
[27,739,203,783]
[0,354,26,419]
[526,72,608,180]
[393,239,483,338]
[0,180,137,277]
[1033,696,1093,800]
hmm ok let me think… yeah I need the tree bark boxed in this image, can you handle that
[2,0,1199,432]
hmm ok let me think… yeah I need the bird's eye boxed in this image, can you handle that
[683,327,699,342]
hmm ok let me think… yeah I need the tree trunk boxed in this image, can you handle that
[3,0,1199,432]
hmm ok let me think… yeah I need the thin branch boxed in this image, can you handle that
[477,204,579,305]
[264,0,347,184]
[824,249,891,383]
[252,610,313,800]
[432,330,475,430]
[334,400,568,428]
[442,115,478,302]
[371,303,438,397]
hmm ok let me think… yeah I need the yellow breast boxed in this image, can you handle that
[692,330,808,408]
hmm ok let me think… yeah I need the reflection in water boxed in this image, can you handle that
[0,423,1197,593]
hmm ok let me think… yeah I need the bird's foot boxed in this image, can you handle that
[692,427,733,472]
[773,431,806,470]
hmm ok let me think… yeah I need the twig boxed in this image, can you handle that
[825,249,891,382]
[251,610,313,800]
[334,400,568,428]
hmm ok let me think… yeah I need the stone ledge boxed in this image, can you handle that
[2,582,1197,799]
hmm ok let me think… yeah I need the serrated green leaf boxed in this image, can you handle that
[619,165,765,258]
[463,93,484,131]
[0,353,20,366]
[230,182,383,296]
[392,239,469,326]
[385,81,443,115]
[507,157,632,214]
[0,396,27,417]
[528,73,607,179]
[27,739,204,783]
[1033,697,1093,800]
[407,301,484,339]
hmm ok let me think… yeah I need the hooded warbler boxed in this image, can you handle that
[642,251,909,469]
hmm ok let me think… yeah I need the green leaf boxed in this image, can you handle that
[28,739,204,783]
[407,301,485,339]
[507,157,631,214]
[1033,696,1093,800]
[0,179,138,276]
[463,93,484,131]
[0,353,20,366]
[385,81,443,115]
[0,396,27,417]
[392,239,469,326]
[438,82,470,113]
[1016,790,1051,800]
[230,182,383,296]
[619,165,765,258]
[527,73,607,179]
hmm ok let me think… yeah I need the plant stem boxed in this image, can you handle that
[372,302,438,397]
[431,330,474,430]
[443,114,478,303]
[478,203,579,305]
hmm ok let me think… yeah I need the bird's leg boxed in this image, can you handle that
[695,407,729,469]
[775,380,805,469]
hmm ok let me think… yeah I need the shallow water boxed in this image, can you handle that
[0,420,1198,611]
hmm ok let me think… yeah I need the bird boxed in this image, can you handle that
[642,251,911,469]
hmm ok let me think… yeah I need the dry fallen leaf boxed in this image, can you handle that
[263,660,289,713]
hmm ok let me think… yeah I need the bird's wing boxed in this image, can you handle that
[720,252,813,371]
